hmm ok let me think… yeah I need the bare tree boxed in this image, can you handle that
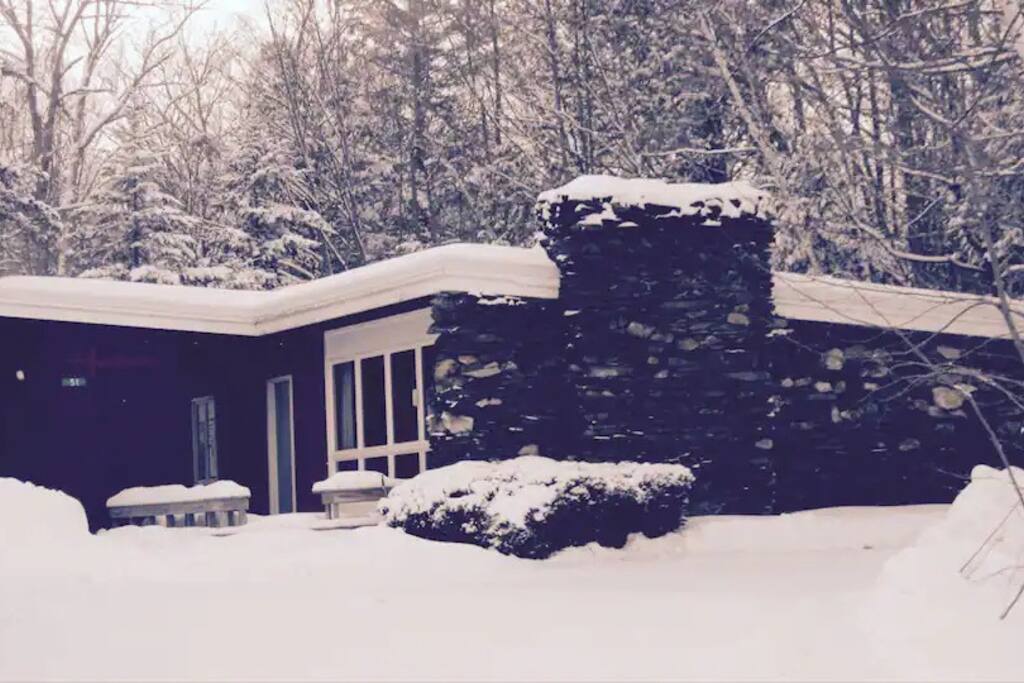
[0,0,203,273]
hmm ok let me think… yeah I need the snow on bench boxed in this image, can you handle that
[106,481,251,528]
[312,471,392,526]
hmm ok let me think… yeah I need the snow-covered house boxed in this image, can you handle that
[1,176,1021,528]
[0,245,556,527]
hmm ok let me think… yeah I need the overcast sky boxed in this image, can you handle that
[192,0,265,31]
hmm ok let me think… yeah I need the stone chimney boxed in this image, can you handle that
[536,175,777,513]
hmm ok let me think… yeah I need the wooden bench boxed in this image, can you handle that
[319,487,391,521]
[313,472,392,523]
[108,496,250,528]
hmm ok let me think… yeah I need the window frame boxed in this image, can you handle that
[190,395,218,484]
[323,309,436,481]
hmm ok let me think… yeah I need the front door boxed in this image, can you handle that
[267,376,296,514]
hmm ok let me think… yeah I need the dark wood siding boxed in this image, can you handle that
[0,298,431,530]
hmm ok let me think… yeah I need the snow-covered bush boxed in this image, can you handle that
[379,456,695,559]
[871,465,1024,626]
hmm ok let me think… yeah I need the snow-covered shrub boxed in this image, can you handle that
[871,465,1024,626]
[379,456,695,559]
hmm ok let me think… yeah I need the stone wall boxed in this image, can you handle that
[768,318,1021,510]
[425,177,1023,515]
[427,292,576,468]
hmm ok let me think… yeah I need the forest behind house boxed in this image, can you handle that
[2,0,1024,296]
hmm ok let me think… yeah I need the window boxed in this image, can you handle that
[324,310,436,481]
[360,356,387,447]
[332,361,356,450]
[191,396,218,483]
[391,350,418,444]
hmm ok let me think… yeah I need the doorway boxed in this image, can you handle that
[266,376,296,514]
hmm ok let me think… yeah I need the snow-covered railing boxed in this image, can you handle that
[106,481,250,528]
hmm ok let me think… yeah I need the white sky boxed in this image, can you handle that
[189,0,267,34]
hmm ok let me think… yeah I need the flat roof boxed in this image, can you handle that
[0,244,560,336]
[773,272,1024,340]
[0,243,1019,340]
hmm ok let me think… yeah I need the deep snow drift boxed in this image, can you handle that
[867,465,1024,647]
[0,478,90,572]
[1,473,1021,682]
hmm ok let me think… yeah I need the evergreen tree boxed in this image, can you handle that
[0,164,62,276]
[72,119,199,285]
[223,120,334,288]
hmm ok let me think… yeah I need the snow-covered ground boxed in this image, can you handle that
[1,475,1021,682]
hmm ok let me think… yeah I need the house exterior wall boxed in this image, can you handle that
[256,297,431,513]
[0,298,431,529]
[0,317,258,529]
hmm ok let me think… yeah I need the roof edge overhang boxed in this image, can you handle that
[0,244,561,337]
[0,244,1020,341]
[773,272,1024,340]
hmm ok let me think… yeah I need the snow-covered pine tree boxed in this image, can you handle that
[0,164,62,276]
[71,117,199,285]
[223,122,334,288]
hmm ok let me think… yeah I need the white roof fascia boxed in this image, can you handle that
[252,244,559,334]
[0,244,560,337]
[0,244,1019,341]
[773,272,1024,340]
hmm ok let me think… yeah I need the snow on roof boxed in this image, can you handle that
[536,175,771,225]
[0,241,1019,340]
[774,272,1024,340]
[0,244,560,336]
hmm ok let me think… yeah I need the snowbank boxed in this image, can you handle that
[0,478,90,564]
[106,480,250,507]
[380,456,695,558]
[312,471,389,493]
[870,465,1024,629]
[6,497,1021,680]
[536,175,770,224]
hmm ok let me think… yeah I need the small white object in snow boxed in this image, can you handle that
[106,480,250,507]
[312,471,390,493]
[536,175,770,224]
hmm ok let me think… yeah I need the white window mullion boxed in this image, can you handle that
[415,346,428,474]
[324,360,336,474]
[266,387,279,514]
[383,352,395,479]
[354,358,365,470]
[414,346,426,442]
